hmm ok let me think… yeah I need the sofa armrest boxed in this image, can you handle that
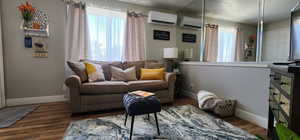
[165,72,176,83]
[165,73,176,102]
[65,75,82,114]
[65,75,81,88]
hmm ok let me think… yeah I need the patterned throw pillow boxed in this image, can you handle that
[67,61,88,82]
[84,62,105,82]
[111,66,137,81]
[140,68,165,80]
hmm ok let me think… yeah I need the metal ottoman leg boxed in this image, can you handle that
[154,113,160,135]
[130,115,135,140]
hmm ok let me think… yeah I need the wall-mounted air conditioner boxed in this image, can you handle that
[148,11,177,25]
[180,16,202,30]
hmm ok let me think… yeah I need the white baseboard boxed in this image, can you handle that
[181,89,268,129]
[235,108,268,129]
[6,95,68,106]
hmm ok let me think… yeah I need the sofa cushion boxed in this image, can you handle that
[80,81,128,94]
[85,61,123,81]
[140,68,165,80]
[84,62,106,82]
[67,61,88,82]
[111,66,137,81]
[123,61,145,80]
[123,60,159,79]
[127,80,168,91]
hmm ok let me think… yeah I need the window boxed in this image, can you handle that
[86,7,126,61]
[217,27,237,62]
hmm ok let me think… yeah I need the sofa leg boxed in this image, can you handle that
[130,115,135,140]
[124,112,128,126]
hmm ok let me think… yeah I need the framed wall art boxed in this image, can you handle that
[182,33,197,43]
[153,30,170,40]
[32,37,48,58]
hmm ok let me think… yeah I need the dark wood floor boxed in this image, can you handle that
[0,97,267,140]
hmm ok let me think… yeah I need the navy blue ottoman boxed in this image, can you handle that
[123,94,161,140]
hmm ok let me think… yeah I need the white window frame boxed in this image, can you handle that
[87,7,126,19]
[86,7,127,61]
[217,26,237,62]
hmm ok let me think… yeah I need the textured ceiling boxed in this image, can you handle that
[264,0,298,23]
[117,0,299,24]
[118,0,194,11]
[202,0,298,24]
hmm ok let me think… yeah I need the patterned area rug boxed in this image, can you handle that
[0,105,39,128]
[64,105,257,140]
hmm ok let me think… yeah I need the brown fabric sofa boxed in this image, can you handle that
[65,60,176,114]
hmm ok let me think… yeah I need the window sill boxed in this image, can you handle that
[180,61,271,68]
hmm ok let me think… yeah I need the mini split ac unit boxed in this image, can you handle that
[179,16,202,30]
[148,11,177,25]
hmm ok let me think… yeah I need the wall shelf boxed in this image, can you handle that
[20,21,49,37]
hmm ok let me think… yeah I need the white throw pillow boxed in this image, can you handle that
[84,62,105,82]
[111,66,137,81]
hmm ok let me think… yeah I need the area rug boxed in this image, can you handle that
[64,105,257,140]
[0,105,39,128]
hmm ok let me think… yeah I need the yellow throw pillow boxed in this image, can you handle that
[140,68,165,80]
[84,62,105,82]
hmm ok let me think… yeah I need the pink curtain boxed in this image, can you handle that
[64,3,89,98]
[65,4,88,62]
[235,28,245,61]
[123,13,146,61]
[204,24,219,62]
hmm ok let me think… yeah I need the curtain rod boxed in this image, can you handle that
[62,0,86,8]
[86,6,148,17]
[62,0,148,17]
[62,0,82,4]
[127,11,148,17]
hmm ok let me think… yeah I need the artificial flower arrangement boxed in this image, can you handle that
[18,2,36,27]
[249,34,256,44]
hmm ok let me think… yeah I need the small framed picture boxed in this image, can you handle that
[32,37,48,58]
[182,33,197,43]
[153,30,170,40]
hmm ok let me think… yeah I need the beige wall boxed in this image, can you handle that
[176,28,201,61]
[145,24,178,60]
[146,25,202,61]
[262,19,290,61]
[1,0,66,99]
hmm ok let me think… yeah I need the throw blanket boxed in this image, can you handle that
[197,90,237,117]
[197,90,219,109]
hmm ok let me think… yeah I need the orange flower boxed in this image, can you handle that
[17,1,36,22]
[250,34,256,40]
[18,2,35,12]
[18,5,25,11]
